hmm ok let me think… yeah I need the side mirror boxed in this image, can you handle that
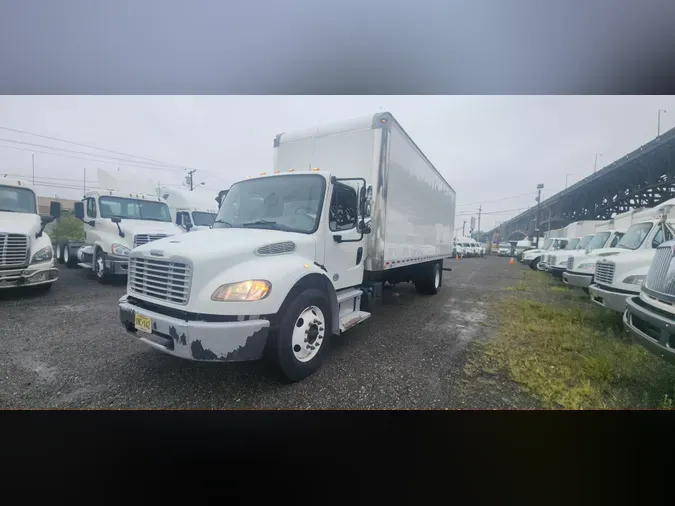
[111,217,122,224]
[40,215,55,225]
[359,186,367,216]
[74,201,85,220]
[49,201,61,220]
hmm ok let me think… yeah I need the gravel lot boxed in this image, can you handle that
[0,256,535,408]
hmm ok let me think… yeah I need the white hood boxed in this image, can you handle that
[0,212,41,235]
[114,219,183,237]
[132,228,316,264]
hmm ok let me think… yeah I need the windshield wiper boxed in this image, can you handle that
[142,217,170,222]
[241,220,285,230]
[0,208,20,213]
[213,219,233,227]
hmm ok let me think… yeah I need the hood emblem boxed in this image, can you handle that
[150,250,165,257]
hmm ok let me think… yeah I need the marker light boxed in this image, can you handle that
[288,168,295,172]
[260,172,266,175]
[312,167,320,171]
[274,170,280,174]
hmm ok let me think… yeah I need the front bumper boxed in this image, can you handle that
[624,296,675,365]
[589,284,637,313]
[119,295,270,362]
[0,265,59,289]
[549,266,566,278]
[106,254,130,275]
[563,271,593,288]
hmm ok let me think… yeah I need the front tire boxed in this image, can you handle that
[415,261,442,295]
[93,248,111,284]
[529,257,540,270]
[267,289,333,383]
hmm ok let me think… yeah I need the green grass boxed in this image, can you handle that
[468,270,675,409]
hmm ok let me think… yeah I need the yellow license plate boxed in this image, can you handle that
[135,314,152,334]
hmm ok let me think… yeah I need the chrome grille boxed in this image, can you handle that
[594,261,615,285]
[128,256,191,305]
[0,233,29,268]
[256,241,296,255]
[133,234,169,248]
[550,254,557,266]
[645,245,675,294]
[567,256,574,270]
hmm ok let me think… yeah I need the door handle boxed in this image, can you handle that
[356,247,363,265]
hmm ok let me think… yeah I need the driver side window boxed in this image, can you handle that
[329,184,357,232]
[652,226,674,248]
[86,198,97,218]
[610,234,621,247]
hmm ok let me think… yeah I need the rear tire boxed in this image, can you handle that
[267,288,333,383]
[64,244,78,268]
[415,261,442,295]
[55,241,64,264]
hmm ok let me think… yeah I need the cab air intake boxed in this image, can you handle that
[256,241,296,255]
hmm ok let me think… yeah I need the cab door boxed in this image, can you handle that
[323,181,366,290]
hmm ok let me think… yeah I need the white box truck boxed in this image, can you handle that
[623,238,675,365]
[56,169,184,283]
[158,186,218,231]
[589,208,675,313]
[0,177,60,292]
[563,202,675,293]
[118,112,457,381]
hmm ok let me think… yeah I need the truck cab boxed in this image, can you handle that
[547,235,593,278]
[623,239,675,365]
[589,218,675,313]
[563,203,675,292]
[0,178,60,292]
[159,186,218,232]
[70,189,184,282]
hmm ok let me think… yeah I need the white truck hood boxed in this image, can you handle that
[0,212,41,235]
[132,228,316,264]
[569,247,625,272]
[115,219,183,237]
[595,249,654,291]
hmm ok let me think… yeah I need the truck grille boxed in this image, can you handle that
[0,233,29,268]
[133,234,169,248]
[128,256,192,305]
[550,255,557,266]
[644,245,675,295]
[567,256,574,270]
[594,261,615,285]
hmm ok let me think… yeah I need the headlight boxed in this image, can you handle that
[623,275,645,286]
[578,263,596,270]
[31,245,52,263]
[211,280,271,302]
[112,243,131,256]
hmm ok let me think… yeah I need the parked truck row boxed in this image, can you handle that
[519,199,675,367]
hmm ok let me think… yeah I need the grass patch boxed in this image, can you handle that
[470,270,675,409]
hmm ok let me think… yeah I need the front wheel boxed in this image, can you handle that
[267,289,333,383]
[529,257,540,271]
[93,249,111,284]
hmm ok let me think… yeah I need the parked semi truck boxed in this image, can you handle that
[623,239,675,365]
[118,112,457,381]
[0,177,59,292]
[589,211,675,313]
[563,202,675,293]
[159,186,218,231]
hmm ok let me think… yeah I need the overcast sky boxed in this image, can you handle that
[1,95,673,232]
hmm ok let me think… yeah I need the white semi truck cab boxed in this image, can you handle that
[159,186,218,231]
[0,178,59,292]
[547,234,594,277]
[67,189,184,283]
[563,202,675,292]
[118,112,456,382]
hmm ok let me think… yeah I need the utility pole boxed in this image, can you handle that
[593,153,602,173]
[565,173,571,189]
[477,205,482,242]
[83,168,87,196]
[186,169,197,191]
[658,109,667,137]
[535,184,544,248]
[462,220,466,236]
[32,153,35,187]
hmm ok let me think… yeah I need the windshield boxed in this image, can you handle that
[499,243,510,248]
[0,185,37,214]
[192,211,216,227]
[616,222,653,250]
[565,238,580,250]
[587,231,610,250]
[99,196,172,222]
[213,174,326,234]
[576,235,594,249]
[541,239,553,250]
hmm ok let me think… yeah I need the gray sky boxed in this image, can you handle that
[1,96,673,232]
